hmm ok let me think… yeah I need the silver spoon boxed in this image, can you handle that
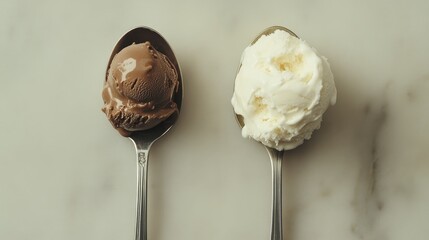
[233,26,298,240]
[105,27,183,240]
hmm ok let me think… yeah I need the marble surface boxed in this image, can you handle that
[1,0,429,239]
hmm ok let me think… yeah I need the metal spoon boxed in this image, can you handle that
[105,27,183,240]
[233,26,298,240]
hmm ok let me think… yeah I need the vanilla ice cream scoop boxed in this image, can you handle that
[231,29,337,150]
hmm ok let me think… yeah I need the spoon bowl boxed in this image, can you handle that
[106,26,183,240]
[106,26,183,126]
[233,26,298,240]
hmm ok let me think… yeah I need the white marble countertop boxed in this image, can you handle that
[1,0,429,239]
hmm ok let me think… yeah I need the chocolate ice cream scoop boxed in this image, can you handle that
[102,41,179,136]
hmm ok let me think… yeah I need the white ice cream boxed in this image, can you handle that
[231,29,337,150]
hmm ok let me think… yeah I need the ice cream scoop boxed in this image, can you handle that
[103,27,183,240]
[232,28,336,150]
[102,41,179,136]
[232,26,336,240]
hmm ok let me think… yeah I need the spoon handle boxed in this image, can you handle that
[266,148,284,240]
[130,137,152,240]
[135,148,149,240]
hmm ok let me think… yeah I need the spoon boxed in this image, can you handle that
[233,26,298,240]
[105,27,183,240]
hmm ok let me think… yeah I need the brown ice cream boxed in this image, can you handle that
[102,41,179,136]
